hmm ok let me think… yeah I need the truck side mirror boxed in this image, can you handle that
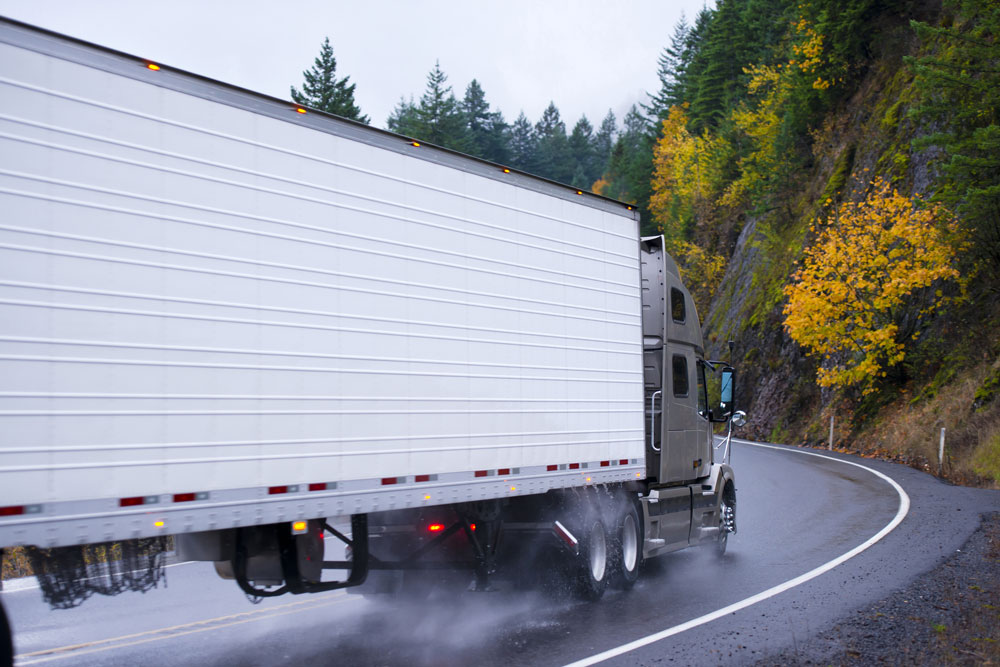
[719,367,735,418]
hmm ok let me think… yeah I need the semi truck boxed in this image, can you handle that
[0,17,745,660]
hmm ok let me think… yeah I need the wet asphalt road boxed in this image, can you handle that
[4,439,999,666]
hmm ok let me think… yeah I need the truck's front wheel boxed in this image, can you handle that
[572,519,608,601]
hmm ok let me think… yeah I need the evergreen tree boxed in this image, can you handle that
[910,0,1000,275]
[592,110,617,183]
[569,116,596,187]
[509,112,538,172]
[534,102,572,182]
[414,61,470,151]
[644,15,692,123]
[462,79,510,164]
[386,96,420,136]
[604,106,657,233]
[290,37,369,123]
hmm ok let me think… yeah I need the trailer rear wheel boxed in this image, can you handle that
[572,519,608,601]
[611,499,642,589]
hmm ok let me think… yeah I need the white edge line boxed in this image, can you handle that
[563,439,911,667]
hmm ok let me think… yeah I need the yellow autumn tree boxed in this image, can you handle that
[783,179,964,393]
[650,104,729,246]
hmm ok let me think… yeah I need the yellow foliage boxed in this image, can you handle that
[591,177,609,196]
[720,64,788,208]
[650,105,729,241]
[783,179,965,393]
[672,240,726,316]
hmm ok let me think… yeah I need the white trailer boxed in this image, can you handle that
[0,17,743,659]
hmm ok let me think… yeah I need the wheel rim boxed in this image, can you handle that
[621,513,638,573]
[589,521,607,582]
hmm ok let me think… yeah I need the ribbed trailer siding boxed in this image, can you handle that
[0,19,644,547]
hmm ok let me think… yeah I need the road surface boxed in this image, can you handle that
[4,439,998,666]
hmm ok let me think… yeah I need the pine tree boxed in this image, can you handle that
[290,37,368,123]
[413,61,470,151]
[462,80,510,164]
[509,112,537,172]
[569,116,596,187]
[592,110,617,184]
[644,15,692,123]
[386,96,420,136]
[910,0,1000,275]
[534,102,572,182]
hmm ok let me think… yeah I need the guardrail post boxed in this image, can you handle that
[829,415,834,451]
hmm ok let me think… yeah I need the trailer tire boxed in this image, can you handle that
[1,598,12,667]
[572,518,608,601]
[610,498,642,589]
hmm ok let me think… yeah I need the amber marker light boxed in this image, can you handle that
[296,107,307,114]
[153,520,165,528]
[411,141,421,147]
[576,190,583,195]
[503,168,511,174]
[146,63,160,71]
[292,520,308,534]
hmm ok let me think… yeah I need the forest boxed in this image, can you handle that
[292,0,1000,486]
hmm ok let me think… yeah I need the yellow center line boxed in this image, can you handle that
[15,592,360,664]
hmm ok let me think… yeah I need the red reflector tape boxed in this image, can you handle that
[600,460,610,467]
[308,483,327,491]
[415,474,430,483]
[474,470,488,478]
[119,496,144,507]
[546,464,558,471]
[268,485,288,495]
[620,459,629,465]
[498,468,510,476]
[0,505,24,517]
[569,463,580,470]
[173,493,196,503]
[381,477,398,485]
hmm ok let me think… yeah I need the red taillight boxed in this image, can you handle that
[0,505,24,517]
[268,485,288,495]
[119,496,144,507]
[470,523,476,531]
[428,523,444,532]
[173,493,195,502]
[308,483,326,491]
[547,464,558,471]
[620,459,629,465]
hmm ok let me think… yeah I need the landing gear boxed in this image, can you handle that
[1,597,12,667]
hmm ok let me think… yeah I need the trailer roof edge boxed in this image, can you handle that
[0,15,640,222]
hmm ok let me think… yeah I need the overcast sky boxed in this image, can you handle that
[1,1,712,131]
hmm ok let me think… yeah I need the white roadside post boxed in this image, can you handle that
[939,427,946,475]
[829,415,834,451]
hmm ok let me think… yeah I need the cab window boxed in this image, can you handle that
[672,354,689,397]
[697,361,708,419]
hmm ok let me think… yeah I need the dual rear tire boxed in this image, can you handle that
[570,495,642,600]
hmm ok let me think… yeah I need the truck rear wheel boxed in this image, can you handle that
[610,499,642,589]
[572,519,608,601]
